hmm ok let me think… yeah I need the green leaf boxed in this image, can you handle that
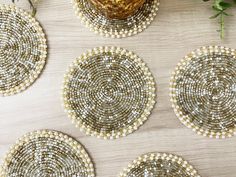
[214,0,224,10]
[205,0,234,39]
[222,11,232,16]
[219,1,232,9]
[210,12,222,19]
[212,5,222,11]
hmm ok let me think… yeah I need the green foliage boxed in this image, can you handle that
[11,0,36,16]
[203,0,236,39]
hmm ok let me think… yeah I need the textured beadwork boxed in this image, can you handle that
[0,4,47,96]
[88,0,145,20]
[119,152,201,177]
[0,130,95,177]
[72,0,160,38]
[62,46,156,139]
[170,46,236,138]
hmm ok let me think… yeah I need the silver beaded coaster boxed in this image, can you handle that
[62,46,156,139]
[0,4,47,96]
[170,46,236,138]
[0,130,95,177]
[119,152,201,177]
[72,0,160,38]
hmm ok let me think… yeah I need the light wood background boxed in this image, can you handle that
[0,0,236,177]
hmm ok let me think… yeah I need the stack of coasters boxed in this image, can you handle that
[72,0,160,38]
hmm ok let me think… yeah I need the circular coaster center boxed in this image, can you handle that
[207,80,227,101]
[211,87,222,97]
[0,36,9,56]
[0,40,16,67]
[100,84,116,103]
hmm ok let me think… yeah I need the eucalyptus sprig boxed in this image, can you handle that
[203,0,236,39]
[11,0,37,16]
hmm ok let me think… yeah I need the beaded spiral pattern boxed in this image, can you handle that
[88,0,145,19]
[0,130,95,177]
[0,5,47,96]
[119,153,201,177]
[63,46,156,139]
[170,46,236,138]
[72,0,160,38]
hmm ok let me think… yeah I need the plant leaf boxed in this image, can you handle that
[219,1,232,9]
[222,11,232,16]
[210,12,222,19]
[214,0,224,10]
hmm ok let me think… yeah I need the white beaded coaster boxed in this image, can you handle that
[0,130,95,177]
[72,0,160,38]
[170,46,236,138]
[62,46,156,139]
[119,152,201,177]
[0,4,47,96]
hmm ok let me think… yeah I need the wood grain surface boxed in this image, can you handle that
[0,0,236,177]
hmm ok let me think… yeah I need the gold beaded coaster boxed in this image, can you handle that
[0,130,95,177]
[119,152,201,177]
[170,46,236,138]
[72,0,160,38]
[62,46,156,139]
[0,4,47,96]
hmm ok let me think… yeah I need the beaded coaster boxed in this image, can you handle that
[62,46,156,139]
[72,0,160,38]
[0,4,47,96]
[0,130,95,177]
[170,46,236,138]
[119,152,201,177]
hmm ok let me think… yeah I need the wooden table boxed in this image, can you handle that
[0,0,236,176]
